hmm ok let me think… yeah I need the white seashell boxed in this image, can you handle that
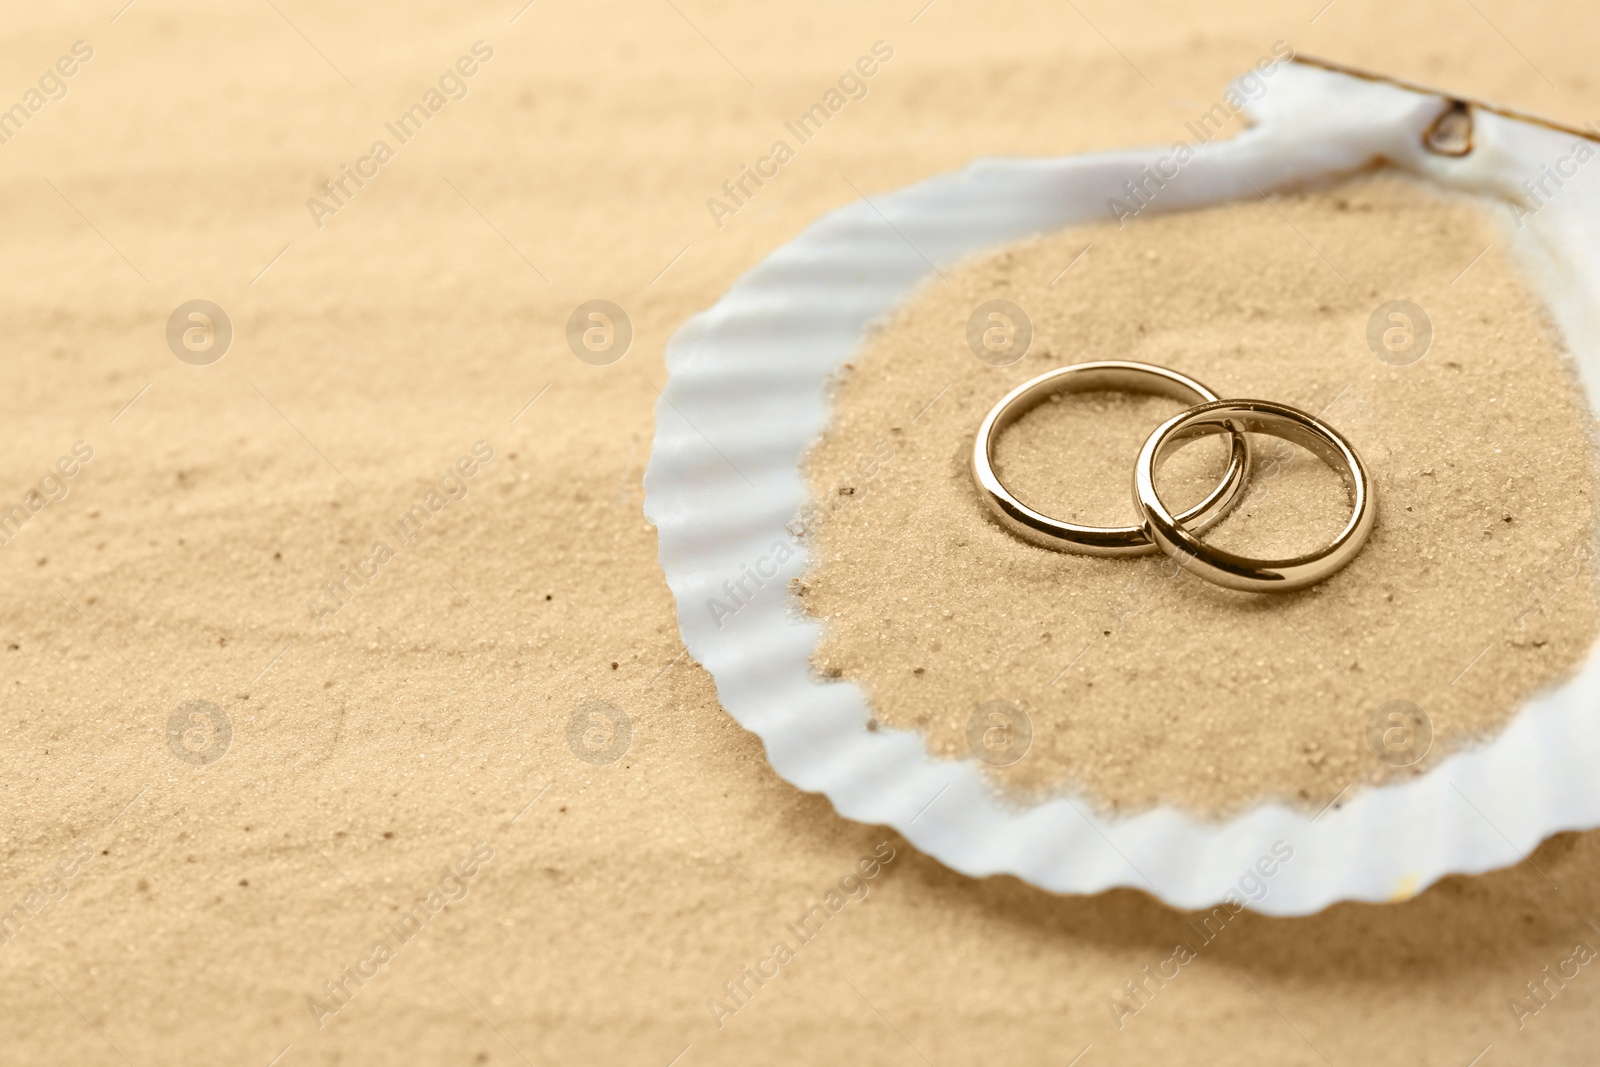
[643,59,1600,915]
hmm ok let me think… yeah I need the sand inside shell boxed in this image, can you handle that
[797,172,1600,816]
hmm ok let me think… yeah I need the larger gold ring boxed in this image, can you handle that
[971,361,1252,556]
[1133,398,1377,592]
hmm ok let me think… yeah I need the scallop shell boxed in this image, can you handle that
[643,59,1600,915]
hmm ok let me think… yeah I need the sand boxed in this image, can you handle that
[802,173,1600,814]
[6,2,1600,1064]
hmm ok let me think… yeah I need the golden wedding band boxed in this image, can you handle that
[971,361,1251,556]
[1133,398,1376,592]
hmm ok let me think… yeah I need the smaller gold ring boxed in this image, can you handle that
[971,361,1252,556]
[1133,398,1376,592]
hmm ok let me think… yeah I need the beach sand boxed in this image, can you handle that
[3,2,1599,1064]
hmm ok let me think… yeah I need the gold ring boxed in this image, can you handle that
[1133,398,1376,592]
[971,361,1252,556]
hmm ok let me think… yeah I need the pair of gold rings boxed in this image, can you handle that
[970,361,1375,593]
